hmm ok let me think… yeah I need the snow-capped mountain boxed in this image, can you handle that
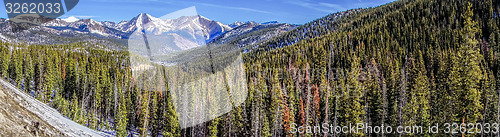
[228,21,258,28]
[62,16,80,23]
[65,19,123,37]
[125,13,233,55]
[41,18,70,27]
[115,13,165,33]
[210,22,297,47]
[27,13,233,43]
[114,13,231,42]
[0,13,294,53]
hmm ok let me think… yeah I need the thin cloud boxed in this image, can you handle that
[89,0,163,2]
[319,3,346,11]
[61,15,100,19]
[74,16,100,18]
[189,2,271,14]
[286,0,346,13]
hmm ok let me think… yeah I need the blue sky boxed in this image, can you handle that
[0,0,395,24]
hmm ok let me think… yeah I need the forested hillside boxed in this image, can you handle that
[252,8,363,51]
[0,0,499,136]
[244,0,500,136]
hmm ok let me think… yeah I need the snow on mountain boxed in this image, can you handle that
[42,19,70,27]
[262,21,279,25]
[102,21,118,28]
[68,18,103,27]
[209,22,297,47]
[40,16,79,27]
[229,21,245,28]
[115,13,231,42]
[62,16,80,22]
[116,13,167,33]
[228,21,258,28]
[66,19,116,37]
[124,13,234,54]
[193,15,232,42]
[3,13,270,53]
[27,13,234,43]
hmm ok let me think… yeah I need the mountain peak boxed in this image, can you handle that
[120,13,163,32]
[173,15,209,22]
[62,16,79,22]
[77,18,101,25]
[229,21,258,28]
[197,15,210,20]
[138,13,153,18]
[262,21,279,25]
[132,13,159,22]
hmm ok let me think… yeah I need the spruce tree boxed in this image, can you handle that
[448,2,485,125]
[116,85,128,137]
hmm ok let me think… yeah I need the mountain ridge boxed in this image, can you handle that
[0,13,298,54]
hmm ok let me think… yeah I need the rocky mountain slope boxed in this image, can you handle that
[209,22,297,48]
[0,13,239,52]
[125,14,235,55]
[0,78,111,136]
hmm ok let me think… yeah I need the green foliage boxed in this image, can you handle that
[448,2,485,125]
[116,87,128,137]
[208,118,219,137]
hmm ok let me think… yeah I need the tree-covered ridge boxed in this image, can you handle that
[0,42,180,136]
[243,0,500,136]
[252,8,363,52]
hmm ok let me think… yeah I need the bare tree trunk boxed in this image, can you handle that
[497,87,500,137]
[305,63,311,128]
[324,43,333,137]
[81,73,87,124]
[381,77,387,137]
[273,103,280,137]
[399,68,407,136]
[114,72,118,128]
[365,80,370,137]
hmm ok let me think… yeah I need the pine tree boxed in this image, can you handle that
[23,49,34,93]
[150,85,160,137]
[406,51,431,136]
[94,65,103,129]
[365,58,383,136]
[449,2,485,126]
[269,68,282,136]
[43,52,55,103]
[209,118,219,137]
[162,69,180,137]
[70,94,81,122]
[0,43,8,78]
[116,85,128,137]
[342,53,365,136]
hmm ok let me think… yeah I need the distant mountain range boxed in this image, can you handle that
[0,9,362,55]
[43,13,232,41]
[0,13,297,53]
